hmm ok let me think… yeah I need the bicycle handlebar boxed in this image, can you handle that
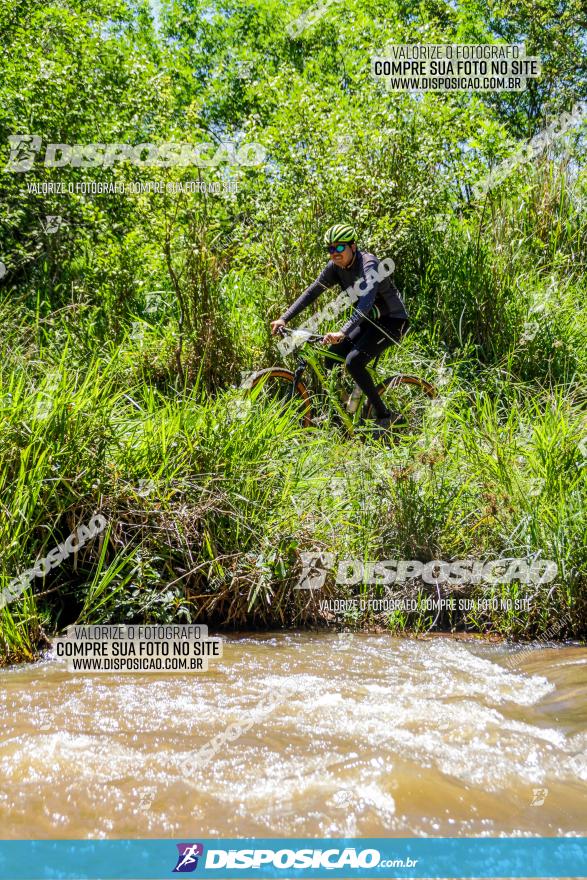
[278,326,324,344]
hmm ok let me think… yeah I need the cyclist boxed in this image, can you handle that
[270,224,409,429]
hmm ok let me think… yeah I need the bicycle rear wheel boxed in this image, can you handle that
[363,374,438,432]
[247,368,313,427]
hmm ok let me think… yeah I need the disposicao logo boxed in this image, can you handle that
[173,843,204,872]
[203,847,382,870]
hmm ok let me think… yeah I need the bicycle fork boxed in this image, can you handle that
[291,361,306,400]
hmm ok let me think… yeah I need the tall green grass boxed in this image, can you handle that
[0,163,586,665]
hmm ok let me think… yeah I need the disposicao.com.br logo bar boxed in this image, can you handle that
[0,838,585,879]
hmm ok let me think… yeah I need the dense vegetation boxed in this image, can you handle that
[0,0,586,664]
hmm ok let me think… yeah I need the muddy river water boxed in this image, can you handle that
[0,633,585,839]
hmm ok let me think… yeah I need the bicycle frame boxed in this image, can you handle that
[288,341,365,433]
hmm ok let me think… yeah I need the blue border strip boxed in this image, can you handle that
[0,838,585,879]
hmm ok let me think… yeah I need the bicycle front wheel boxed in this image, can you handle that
[363,374,438,431]
[247,368,313,428]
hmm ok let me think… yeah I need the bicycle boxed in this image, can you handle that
[245,327,438,436]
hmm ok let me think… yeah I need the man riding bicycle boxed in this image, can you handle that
[270,224,409,429]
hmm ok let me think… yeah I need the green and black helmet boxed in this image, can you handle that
[323,223,357,245]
